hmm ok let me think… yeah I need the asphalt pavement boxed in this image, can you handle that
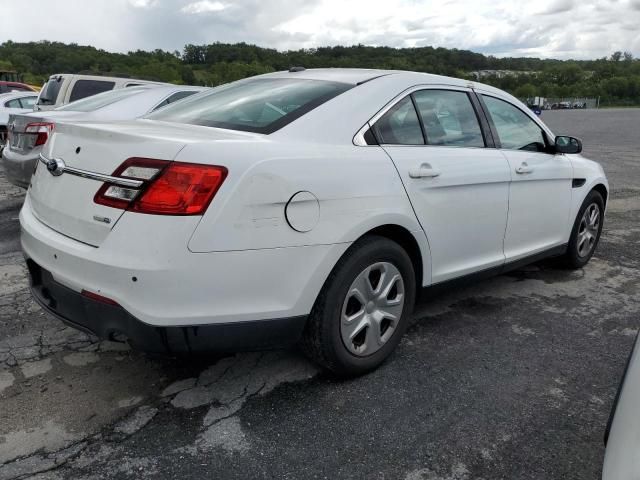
[1,108,639,480]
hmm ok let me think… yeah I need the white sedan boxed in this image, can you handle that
[20,68,608,375]
[2,85,204,188]
[0,91,39,152]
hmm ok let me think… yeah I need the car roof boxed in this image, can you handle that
[256,68,398,85]
[0,91,39,101]
[254,68,501,92]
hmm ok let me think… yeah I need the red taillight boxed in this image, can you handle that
[24,122,54,146]
[94,158,227,216]
[81,289,120,306]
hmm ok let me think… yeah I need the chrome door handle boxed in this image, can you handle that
[515,162,533,174]
[409,164,441,178]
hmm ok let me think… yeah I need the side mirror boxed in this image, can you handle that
[555,135,582,154]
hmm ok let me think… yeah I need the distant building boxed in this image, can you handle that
[470,70,537,80]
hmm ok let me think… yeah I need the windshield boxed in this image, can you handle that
[146,78,352,134]
[37,77,63,105]
[56,86,152,112]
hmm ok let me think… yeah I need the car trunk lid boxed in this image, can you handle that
[28,120,257,246]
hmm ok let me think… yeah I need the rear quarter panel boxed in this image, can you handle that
[184,139,430,277]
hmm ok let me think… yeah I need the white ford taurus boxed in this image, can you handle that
[20,68,608,375]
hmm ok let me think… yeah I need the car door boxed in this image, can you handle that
[479,93,573,261]
[373,87,511,283]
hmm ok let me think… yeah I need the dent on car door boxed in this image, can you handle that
[480,94,573,261]
[374,88,511,284]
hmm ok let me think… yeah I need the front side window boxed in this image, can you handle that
[412,90,485,147]
[482,95,547,152]
[372,96,424,145]
[68,80,116,103]
[147,78,352,134]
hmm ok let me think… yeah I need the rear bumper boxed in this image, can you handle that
[1,147,36,189]
[27,259,307,353]
[21,193,349,331]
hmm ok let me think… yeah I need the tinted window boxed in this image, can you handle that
[151,90,198,112]
[373,96,424,145]
[20,96,37,108]
[413,90,484,147]
[58,86,149,112]
[68,80,116,103]
[482,96,547,152]
[147,78,352,134]
[37,77,63,105]
[5,99,22,108]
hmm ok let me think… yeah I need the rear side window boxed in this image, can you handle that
[147,78,352,134]
[372,96,424,145]
[20,96,37,108]
[68,80,116,103]
[413,90,485,147]
[482,95,547,152]
[151,90,199,112]
[37,78,63,105]
[5,99,22,108]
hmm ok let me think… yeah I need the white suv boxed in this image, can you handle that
[35,74,165,111]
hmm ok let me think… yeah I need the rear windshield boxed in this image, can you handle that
[57,86,151,112]
[37,77,63,105]
[146,78,353,134]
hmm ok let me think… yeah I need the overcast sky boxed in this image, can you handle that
[1,0,638,59]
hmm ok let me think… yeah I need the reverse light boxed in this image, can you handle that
[24,122,55,147]
[94,158,227,215]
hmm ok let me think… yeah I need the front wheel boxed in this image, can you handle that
[562,190,604,268]
[301,236,416,376]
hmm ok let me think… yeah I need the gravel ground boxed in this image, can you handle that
[1,108,639,480]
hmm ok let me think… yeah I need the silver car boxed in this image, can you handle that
[2,85,204,188]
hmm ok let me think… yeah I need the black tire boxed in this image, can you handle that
[301,235,416,376]
[561,190,604,269]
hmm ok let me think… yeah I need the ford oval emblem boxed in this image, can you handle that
[46,158,65,176]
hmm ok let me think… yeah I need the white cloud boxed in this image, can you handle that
[181,0,227,14]
[129,0,158,7]
[0,0,637,60]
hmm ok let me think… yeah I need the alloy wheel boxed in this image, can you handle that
[577,202,600,258]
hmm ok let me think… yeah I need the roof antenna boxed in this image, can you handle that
[288,66,306,72]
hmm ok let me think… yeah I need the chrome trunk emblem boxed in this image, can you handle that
[46,158,65,176]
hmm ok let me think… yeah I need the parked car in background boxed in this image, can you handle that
[0,81,37,94]
[0,92,39,155]
[35,74,166,111]
[603,332,640,479]
[2,84,204,188]
[19,68,608,376]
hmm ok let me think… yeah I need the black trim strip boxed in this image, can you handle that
[474,93,501,149]
[469,91,496,148]
[420,244,567,299]
[572,178,586,188]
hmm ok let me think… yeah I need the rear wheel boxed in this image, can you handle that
[301,235,416,376]
[562,190,604,268]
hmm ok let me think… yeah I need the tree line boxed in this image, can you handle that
[1,40,639,106]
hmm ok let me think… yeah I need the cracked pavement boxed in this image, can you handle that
[1,108,639,479]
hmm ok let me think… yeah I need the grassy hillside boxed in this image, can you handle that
[1,41,639,105]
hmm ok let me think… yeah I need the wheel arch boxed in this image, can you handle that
[354,224,428,287]
[592,183,608,208]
